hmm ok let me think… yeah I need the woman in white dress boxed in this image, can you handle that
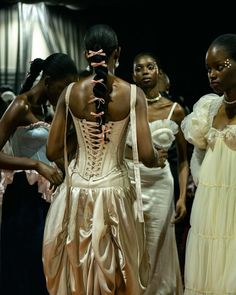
[182,33,236,294]
[126,52,189,294]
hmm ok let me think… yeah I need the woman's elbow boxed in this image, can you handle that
[46,148,56,162]
[140,155,157,168]
[46,145,62,162]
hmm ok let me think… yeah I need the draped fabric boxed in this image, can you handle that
[0,4,33,92]
[0,3,85,93]
[182,94,236,294]
[36,5,85,69]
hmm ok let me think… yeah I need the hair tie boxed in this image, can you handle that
[87,49,106,58]
[91,61,107,68]
[88,97,105,106]
[90,111,104,118]
[91,79,104,85]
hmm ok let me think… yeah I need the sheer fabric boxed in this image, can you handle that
[181,94,236,294]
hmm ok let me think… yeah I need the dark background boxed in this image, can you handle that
[1,1,235,110]
[76,4,234,110]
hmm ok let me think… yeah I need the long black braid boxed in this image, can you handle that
[84,24,118,141]
[88,52,109,129]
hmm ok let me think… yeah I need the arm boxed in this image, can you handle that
[0,97,63,185]
[172,105,189,223]
[46,87,68,161]
[0,96,36,170]
[52,129,78,174]
[46,86,78,162]
[190,146,206,186]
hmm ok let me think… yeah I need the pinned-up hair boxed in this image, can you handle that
[19,53,78,94]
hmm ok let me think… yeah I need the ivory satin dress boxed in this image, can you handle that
[43,84,150,295]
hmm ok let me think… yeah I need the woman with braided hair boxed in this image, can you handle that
[0,53,78,295]
[42,24,167,295]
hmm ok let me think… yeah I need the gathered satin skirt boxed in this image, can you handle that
[43,165,150,295]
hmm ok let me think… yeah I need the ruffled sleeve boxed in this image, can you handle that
[181,93,218,149]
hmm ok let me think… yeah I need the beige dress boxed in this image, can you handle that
[182,94,236,294]
[126,103,183,295]
[43,84,149,295]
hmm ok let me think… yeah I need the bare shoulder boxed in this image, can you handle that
[70,79,89,94]
[68,78,93,105]
[9,94,29,113]
[0,94,30,130]
[113,76,131,92]
[109,76,134,100]
[173,102,186,123]
[161,97,185,122]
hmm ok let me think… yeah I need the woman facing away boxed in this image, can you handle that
[42,24,167,295]
[126,51,189,294]
[0,53,78,295]
[181,33,236,294]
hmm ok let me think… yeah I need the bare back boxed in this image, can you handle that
[68,73,131,122]
[48,74,158,168]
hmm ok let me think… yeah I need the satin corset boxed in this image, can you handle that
[71,116,130,180]
[10,121,51,165]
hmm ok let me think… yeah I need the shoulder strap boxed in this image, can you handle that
[167,102,177,120]
[130,84,144,223]
[64,82,75,192]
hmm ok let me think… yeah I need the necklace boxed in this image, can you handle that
[223,95,236,105]
[146,93,161,103]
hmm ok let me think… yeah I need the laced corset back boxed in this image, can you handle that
[71,115,130,180]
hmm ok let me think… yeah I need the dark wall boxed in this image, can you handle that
[59,4,235,110]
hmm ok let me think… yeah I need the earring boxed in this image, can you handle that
[86,65,90,71]
[115,60,119,69]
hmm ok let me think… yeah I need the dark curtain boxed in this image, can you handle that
[0,3,85,94]
[36,4,86,69]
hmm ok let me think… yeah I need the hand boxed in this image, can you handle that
[36,161,64,187]
[157,149,168,168]
[171,198,187,224]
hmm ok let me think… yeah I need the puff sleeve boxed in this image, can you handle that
[181,93,219,185]
[181,93,218,149]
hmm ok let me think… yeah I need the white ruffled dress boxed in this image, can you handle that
[181,93,236,294]
[127,102,184,294]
